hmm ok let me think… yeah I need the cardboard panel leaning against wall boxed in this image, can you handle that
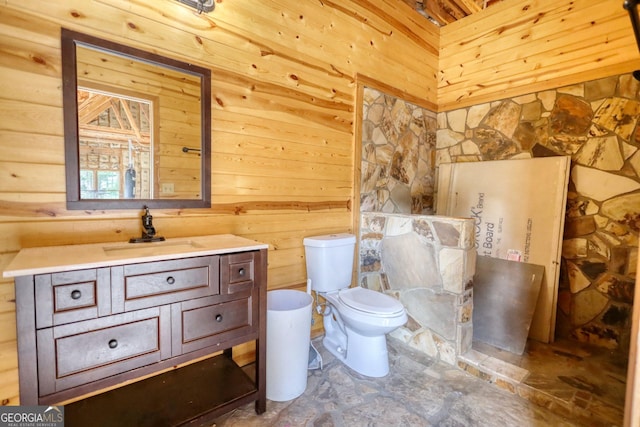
[436,73,640,356]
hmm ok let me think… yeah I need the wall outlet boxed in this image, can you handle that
[161,183,174,194]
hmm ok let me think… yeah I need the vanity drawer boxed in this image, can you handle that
[35,268,111,328]
[113,256,220,312]
[36,307,171,396]
[220,251,255,295]
[172,293,256,356]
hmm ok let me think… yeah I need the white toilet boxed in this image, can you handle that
[303,233,407,377]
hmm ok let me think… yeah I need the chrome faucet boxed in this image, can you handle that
[130,205,165,243]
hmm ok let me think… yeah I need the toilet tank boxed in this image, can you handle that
[303,233,356,292]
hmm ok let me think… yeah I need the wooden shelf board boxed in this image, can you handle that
[65,354,258,427]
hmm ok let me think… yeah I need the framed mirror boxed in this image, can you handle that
[61,28,211,209]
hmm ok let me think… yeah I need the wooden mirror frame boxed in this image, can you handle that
[61,28,211,210]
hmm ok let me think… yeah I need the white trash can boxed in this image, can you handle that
[266,289,313,401]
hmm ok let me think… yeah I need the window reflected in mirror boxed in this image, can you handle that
[78,88,153,199]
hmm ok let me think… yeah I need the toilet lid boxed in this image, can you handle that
[338,287,405,316]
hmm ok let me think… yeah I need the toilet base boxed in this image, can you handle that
[323,328,390,378]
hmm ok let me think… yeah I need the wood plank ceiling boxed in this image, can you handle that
[401,0,504,26]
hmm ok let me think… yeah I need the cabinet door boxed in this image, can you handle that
[35,268,111,328]
[37,307,171,396]
[111,256,220,312]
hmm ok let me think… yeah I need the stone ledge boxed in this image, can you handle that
[456,350,623,427]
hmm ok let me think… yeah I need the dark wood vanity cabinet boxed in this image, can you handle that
[12,244,267,426]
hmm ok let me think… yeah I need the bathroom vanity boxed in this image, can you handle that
[3,234,268,426]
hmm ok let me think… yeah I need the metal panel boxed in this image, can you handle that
[472,256,544,354]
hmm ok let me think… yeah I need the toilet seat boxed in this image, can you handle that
[337,287,405,317]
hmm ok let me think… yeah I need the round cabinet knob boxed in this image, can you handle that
[215,314,223,323]
[71,290,82,300]
[238,268,245,277]
[166,276,175,285]
[108,339,118,349]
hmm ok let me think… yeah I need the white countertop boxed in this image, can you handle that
[3,234,268,278]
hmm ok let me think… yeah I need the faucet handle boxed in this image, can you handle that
[129,205,164,243]
[142,207,155,237]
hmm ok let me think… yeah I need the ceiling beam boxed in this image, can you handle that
[412,0,501,26]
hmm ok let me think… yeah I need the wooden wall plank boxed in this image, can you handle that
[0,101,62,136]
[213,153,351,180]
[0,163,66,193]
[0,282,15,316]
[0,365,19,405]
[212,80,353,134]
[0,312,16,343]
[0,35,60,78]
[0,132,64,165]
[212,175,351,198]
[212,124,352,158]
[439,0,640,110]
[0,342,18,374]
[0,211,352,250]
[0,67,61,107]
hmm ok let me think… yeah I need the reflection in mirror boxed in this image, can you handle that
[77,87,153,199]
[62,28,211,209]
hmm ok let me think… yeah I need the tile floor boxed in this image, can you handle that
[467,338,627,426]
[213,336,626,426]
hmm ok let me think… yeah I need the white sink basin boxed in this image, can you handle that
[103,240,204,257]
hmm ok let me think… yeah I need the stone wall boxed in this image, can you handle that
[361,87,437,214]
[359,74,638,357]
[436,74,639,355]
[359,212,476,365]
